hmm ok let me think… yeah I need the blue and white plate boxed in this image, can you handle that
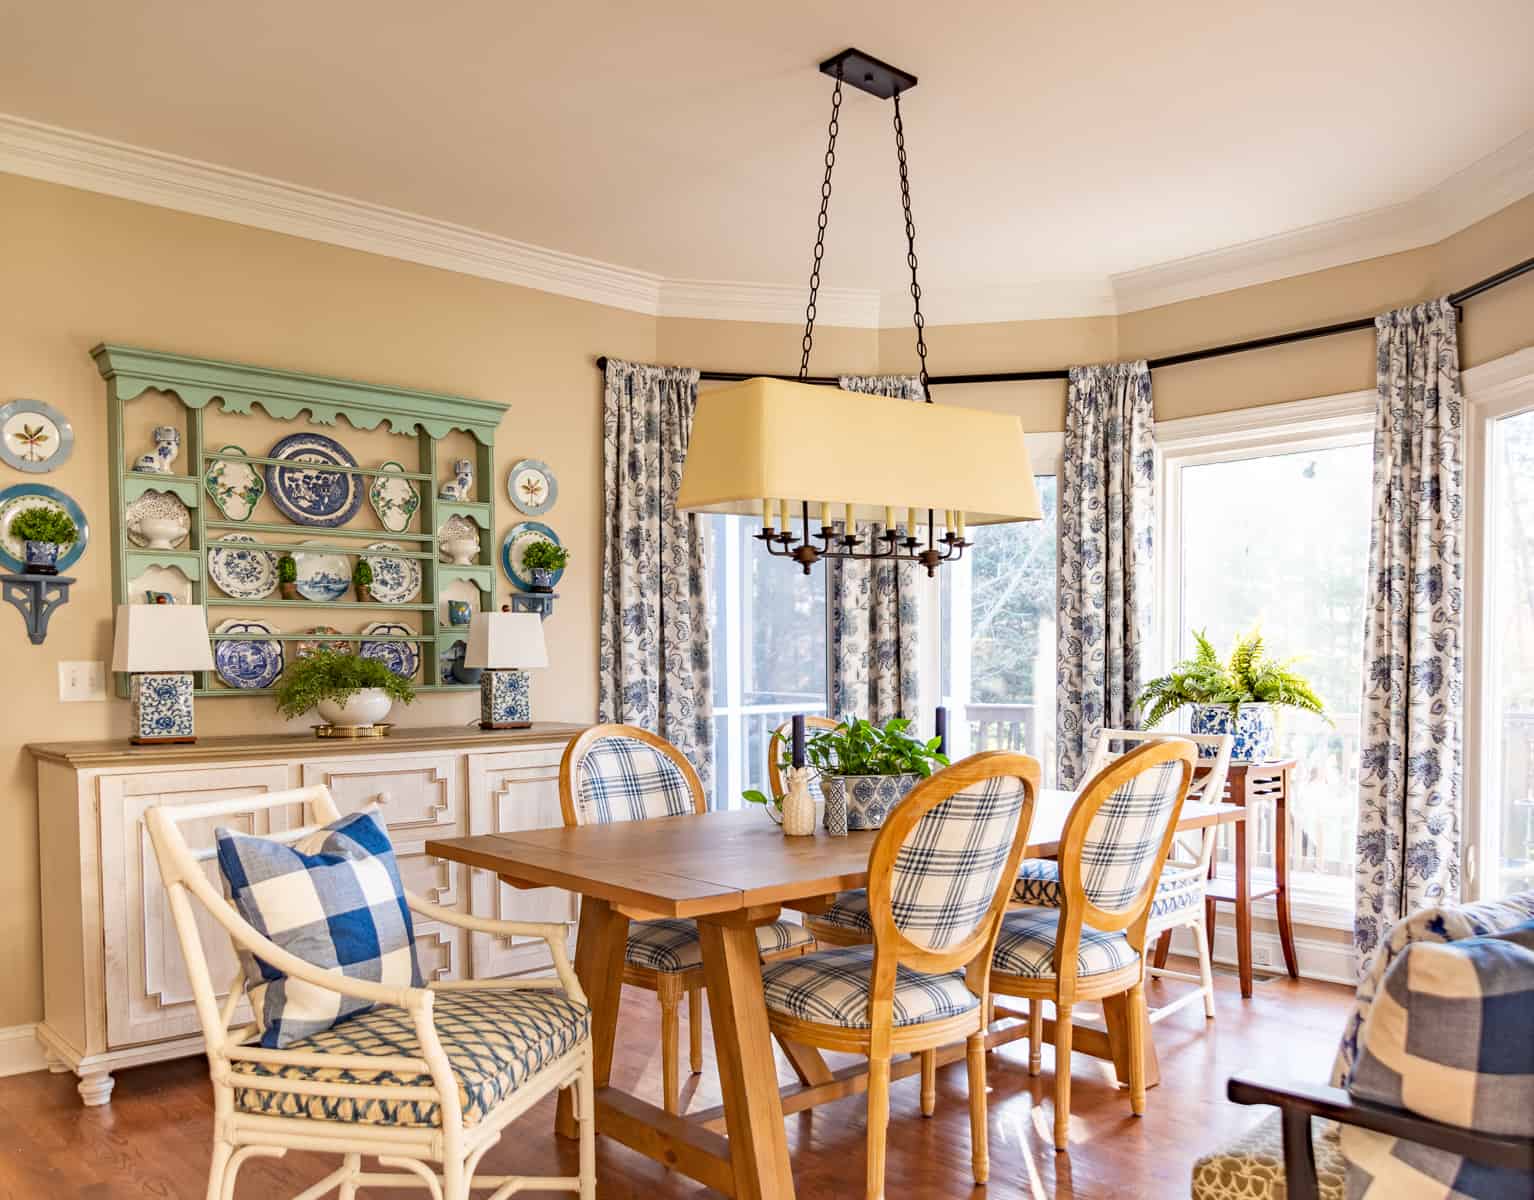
[213,618,284,690]
[507,459,558,515]
[208,534,278,600]
[501,521,562,591]
[360,621,419,680]
[294,539,351,602]
[264,432,364,527]
[362,542,421,604]
[0,484,89,573]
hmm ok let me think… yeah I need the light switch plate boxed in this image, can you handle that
[58,660,107,702]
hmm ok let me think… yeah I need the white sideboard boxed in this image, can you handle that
[28,723,586,1106]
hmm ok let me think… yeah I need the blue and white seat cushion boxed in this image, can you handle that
[1013,858,1203,922]
[1076,759,1183,911]
[761,945,979,1029]
[812,890,872,936]
[216,811,422,1049]
[234,987,590,1128]
[576,736,693,824]
[991,906,1140,978]
[624,917,815,973]
[1340,924,1534,1199]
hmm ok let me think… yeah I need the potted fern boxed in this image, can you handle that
[1137,629,1328,761]
[275,648,415,729]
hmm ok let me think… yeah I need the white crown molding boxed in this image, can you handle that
[1,112,1530,329]
[1464,345,1534,404]
[0,1024,45,1077]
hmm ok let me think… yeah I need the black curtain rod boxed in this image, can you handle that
[594,253,1534,386]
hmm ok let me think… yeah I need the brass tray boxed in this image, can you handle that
[311,722,394,739]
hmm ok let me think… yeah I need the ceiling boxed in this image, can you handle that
[2,0,1532,321]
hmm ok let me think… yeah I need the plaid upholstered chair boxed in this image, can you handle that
[989,736,1197,1151]
[144,784,596,1200]
[559,723,815,1114]
[759,750,1041,1200]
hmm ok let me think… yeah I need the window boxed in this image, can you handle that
[705,515,828,810]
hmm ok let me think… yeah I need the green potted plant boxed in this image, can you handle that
[351,557,373,603]
[521,541,568,593]
[277,553,299,600]
[274,648,415,729]
[1137,628,1328,761]
[11,508,78,575]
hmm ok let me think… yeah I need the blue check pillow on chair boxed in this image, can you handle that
[216,811,423,1049]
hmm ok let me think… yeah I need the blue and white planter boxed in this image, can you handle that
[821,773,920,832]
[23,540,61,574]
[1189,703,1276,762]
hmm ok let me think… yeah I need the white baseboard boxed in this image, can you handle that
[0,1024,46,1076]
[1168,923,1358,987]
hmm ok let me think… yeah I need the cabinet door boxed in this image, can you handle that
[465,747,578,977]
[100,765,296,1050]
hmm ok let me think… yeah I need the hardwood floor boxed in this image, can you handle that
[0,963,1351,1199]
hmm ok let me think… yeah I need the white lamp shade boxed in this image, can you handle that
[465,611,548,670]
[110,604,216,673]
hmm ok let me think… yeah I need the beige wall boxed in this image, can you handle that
[1,168,1532,1029]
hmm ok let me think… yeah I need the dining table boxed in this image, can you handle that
[426,788,1244,1200]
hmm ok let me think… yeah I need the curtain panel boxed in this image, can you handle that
[1055,361,1156,788]
[1354,300,1464,962]
[828,375,924,723]
[598,358,713,789]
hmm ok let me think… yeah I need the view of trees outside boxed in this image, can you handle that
[1179,442,1373,882]
[1489,409,1534,897]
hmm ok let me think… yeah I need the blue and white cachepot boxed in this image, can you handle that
[821,773,920,832]
[1189,703,1275,761]
[23,540,60,574]
[130,672,195,743]
[480,668,531,728]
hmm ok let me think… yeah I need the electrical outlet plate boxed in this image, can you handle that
[58,660,107,702]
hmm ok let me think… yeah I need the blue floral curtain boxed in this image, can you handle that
[828,375,924,722]
[1354,300,1464,962]
[599,359,713,790]
[1055,361,1156,788]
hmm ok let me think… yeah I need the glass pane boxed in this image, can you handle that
[1489,409,1534,898]
[1179,444,1372,884]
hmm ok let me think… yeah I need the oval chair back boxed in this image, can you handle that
[766,714,840,800]
[559,723,706,827]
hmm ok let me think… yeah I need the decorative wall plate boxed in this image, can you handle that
[296,626,349,659]
[263,432,364,527]
[501,521,563,591]
[294,539,351,602]
[125,490,192,550]
[359,621,419,679]
[129,564,193,605]
[368,461,420,533]
[0,399,73,473]
[0,484,89,573]
[507,458,558,515]
[204,445,265,521]
[437,513,481,564]
[213,618,284,690]
[208,534,278,600]
[362,542,421,604]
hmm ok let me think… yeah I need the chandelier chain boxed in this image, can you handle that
[892,91,929,400]
[799,67,842,379]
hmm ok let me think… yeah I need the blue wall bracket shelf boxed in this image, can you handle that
[2,573,74,645]
[506,592,557,621]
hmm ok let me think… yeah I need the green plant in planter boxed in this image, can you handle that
[10,508,78,546]
[521,541,570,572]
[276,554,297,584]
[742,715,948,807]
[352,558,373,591]
[1137,628,1328,727]
[274,649,415,720]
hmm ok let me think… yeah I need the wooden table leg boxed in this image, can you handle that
[1234,808,1254,999]
[1273,781,1300,978]
[699,914,796,1200]
[557,897,629,1139]
[775,1033,834,1088]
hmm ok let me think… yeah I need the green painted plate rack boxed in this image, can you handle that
[94,344,508,698]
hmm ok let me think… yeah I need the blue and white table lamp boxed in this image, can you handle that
[111,604,215,745]
[466,611,547,729]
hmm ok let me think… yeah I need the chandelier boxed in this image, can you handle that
[676,49,1041,575]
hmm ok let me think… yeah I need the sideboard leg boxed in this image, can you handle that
[43,1048,70,1075]
[77,1071,114,1106]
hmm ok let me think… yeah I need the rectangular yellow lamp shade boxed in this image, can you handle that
[110,604,216,673]
[676,377,1041,525]
[465,611,548,670]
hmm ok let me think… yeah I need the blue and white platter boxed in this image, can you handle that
[208,534,278,599]
[359,621,419,680]
[0,484,89,573]
[294,539,351,602]
[213,618,284,690]
[507,459,558,515]
[263,432,364,527]
[362,542,421,604]
[501,521,562,591]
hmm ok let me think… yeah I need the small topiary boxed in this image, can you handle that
[352,558,373,587]
[273,649,415,720]
[521,541,569,571]
[276,554,298,584]
[11,508,77,546]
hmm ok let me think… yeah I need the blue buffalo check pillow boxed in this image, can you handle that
[216,811,423,1049]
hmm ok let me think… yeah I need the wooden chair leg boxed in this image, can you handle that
[1028,999,1043,1076]
[658,975,680,1114]
[1053,1001,1073,1152]
[1195,913,1217,1019]
[920,1048,936,1117]
[1205,898,1218,956]
[966,1032,989,1183]
[687,982,704,1074]
[1126,984,1148,1117]
[1151,929,1173,970]
[867,1056,891,1200]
